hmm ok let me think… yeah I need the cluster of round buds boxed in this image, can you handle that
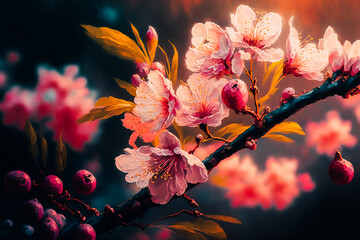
[221,79,249,114]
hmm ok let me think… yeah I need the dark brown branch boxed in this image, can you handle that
[60,70,360,239]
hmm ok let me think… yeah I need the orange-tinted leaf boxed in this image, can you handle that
[204,215,242,224]
[154,226,207,240]
[55,134,67,175]
[114,78,137,96]
[158,45,170,77]
[130,22,150,63]
[172,122,184,146]
[268,121,305,136]
[263,133,294,142]
[210,173,227,188]
[216,123,251,140]
[259,61,284,106]
[147,28,158,63]
[262,60,282,86]
[82,25,148,63]
[176,220,227,240]
[41,136,48,170]
[169,41,178,86]
[25,120,37,145]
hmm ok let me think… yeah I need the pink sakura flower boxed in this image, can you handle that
[283,17,328,81]
[133,70,181,133]
[211,154,315,210]
[226,5,283,62]
[0,71,7,87]
[122,113,160,149]
[319,27,360,76]
[306,110,357,156]
[175,75,229,127]
[185,21,237,78]
[115,131,208,204]
[0,87,34,130]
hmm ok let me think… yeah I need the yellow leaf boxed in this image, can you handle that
[169,41,178,86]
[262,60,282,86]
[205,215,242,224]
[130,22,150,63]
[114,78,137,96]
[263,133,294,142]
[77,98,135,123]
[155,226,207,240]
[172,122,184,146]
[152,134,160,147]
[259,61,284,106]
[267,121,305,136]
[216,123,251,140]
[82,25,148,63]
[158,45,170,77]
[210,174,227,188]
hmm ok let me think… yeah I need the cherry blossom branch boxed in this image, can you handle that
[244,59,260,115]
[60,70,360,239]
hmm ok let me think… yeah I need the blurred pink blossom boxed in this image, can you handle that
[0,71,7,87]
[175,75,229,127]
[283,17,328,80]
[0,65,99,150]
[186,21,234,78]
[211,154,315,210]
[0,87,34,130]
[305,110,357,156]
[6,51,21,65]
[115,131,208,204]
[226,5,283,62]
[133,70,181,133]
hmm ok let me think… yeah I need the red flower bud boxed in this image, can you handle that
[221,79,248,113]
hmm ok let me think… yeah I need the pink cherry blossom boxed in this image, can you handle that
[185,21,235,78]
[283,17,328,81]
[319,26,360,76]
[305,110,357,156]
[0,87,34,130]
[175,75,229,127]
[211,154,315,210]
[226,5,283,62]
[115,131,208,204]
[133,70,181,133]
[122,113,160,149]
[0,71,7,87]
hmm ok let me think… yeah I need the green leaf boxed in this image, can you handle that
[216,123,251,141]
[82,25,148,63]
[130,22,150,63]
[169,41,178,86]
[204,215,242,224]
[114,78,137,96]
[263,133,294,142]
[55,135,67,175]
[41,136,48,170]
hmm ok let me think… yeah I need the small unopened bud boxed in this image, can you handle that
[245,139,257,150]
[195,134,203,145]
[104,205,114,216]
[136,62,150,78]
[281,87,295,102]
[221,79,249,113]
[151,62,166,76]
[146,26,158,44]
[131,74,144,87]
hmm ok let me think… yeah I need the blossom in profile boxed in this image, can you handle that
[211,154,315,210]
[226,5,283,62]
[318,26,360,76]
[115,131,208,204]
[133,70,181,133]
[175,75,229,127]
[0,87,34,130]
[283,17,328,81]
[185,21,235,78]
[305,110,357,156]
[122,113,160,149]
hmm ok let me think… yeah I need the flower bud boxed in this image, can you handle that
[329,151,354,185]
[282,87,295,101]
[221,79,248,113]
[131,74,144,87]
[195,134,203,145]
[136,62,150,78]
[146,26,158,45]
[151,62,166,76]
